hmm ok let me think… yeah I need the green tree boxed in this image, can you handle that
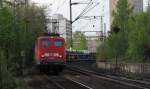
[73,31,88,50]
[0,2,19,88]
[0,1,46,88]
[97,0,132,62]
[21,4,46,66]
[112,0,132,30]
[66,38,71,49]
[127,8,150,63]
[108,0,132,61]
[96,42,108,62]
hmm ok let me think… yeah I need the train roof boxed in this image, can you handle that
[66,49,96,54]
[43,33,60,36]
[37,36,65,40]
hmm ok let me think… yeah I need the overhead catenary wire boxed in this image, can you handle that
[72,0,93,23]
[72,1,100,23]
[73,15,100,33]
[72,0,101,32]
[81,2,100,16]
[50,0,101,37]
[80,3,100,18]
[78,18,99,31]
[79,16,101,20]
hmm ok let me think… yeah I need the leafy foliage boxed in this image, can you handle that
[112,0,132,30]
[73,31,88,50]
[127,10,150,62]
[97,0,150,63]
[101,0,131,62]
[0,1,46,88]
[96,42,108,62]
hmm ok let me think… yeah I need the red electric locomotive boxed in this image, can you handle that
[35,33,66,73]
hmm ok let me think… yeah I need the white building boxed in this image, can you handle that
[143,0,150,11]
[46,14,72,40]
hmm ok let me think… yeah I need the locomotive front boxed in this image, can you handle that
[35,34,66,72]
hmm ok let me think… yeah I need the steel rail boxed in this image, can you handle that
[43,74,92,89]
[64,77,93,89]
[43,75,65,89]
[67,66,150,89]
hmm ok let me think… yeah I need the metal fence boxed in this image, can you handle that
[97,62,150,75]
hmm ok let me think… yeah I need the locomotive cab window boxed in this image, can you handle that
[41,39,51,47]
[54,40,63,47]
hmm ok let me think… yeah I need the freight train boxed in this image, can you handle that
[66,50,96,62]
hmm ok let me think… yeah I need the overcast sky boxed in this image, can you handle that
[31,0,101,36]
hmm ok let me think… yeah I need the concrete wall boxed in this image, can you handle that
[97,62,150,74]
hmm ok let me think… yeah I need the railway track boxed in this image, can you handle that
[23,66,150,89]
[44,75,92,89]
[24,71,92,89]
[66,65,150,89]
[24,73,58,89]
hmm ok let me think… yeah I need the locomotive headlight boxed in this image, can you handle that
[59,53,63,58]
[41,55,45,57]
[59,55,62,58]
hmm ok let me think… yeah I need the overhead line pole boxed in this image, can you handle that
[69,0,90,49]
[70,0,73,49]
[69,0,99,49]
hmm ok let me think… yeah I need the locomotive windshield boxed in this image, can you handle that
[54,41,62,47]
[42,39,51,47]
